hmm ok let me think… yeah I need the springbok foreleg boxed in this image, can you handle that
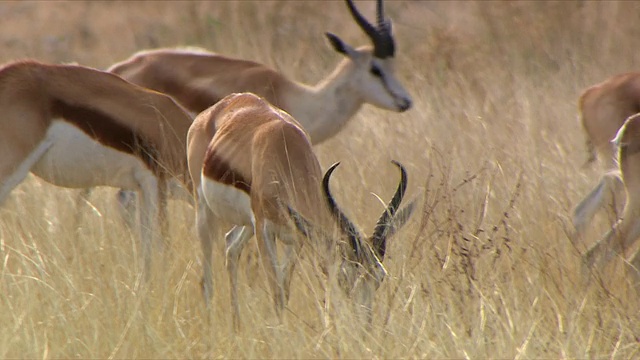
[196,193,218,306]
[0,138,53,204]
[135,171,161,279]
[115,179,194,232]
[116,189,138,231]
[72,188,94,234]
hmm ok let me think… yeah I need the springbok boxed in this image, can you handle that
[573,73,640,234]
[102,0,413,228]
[579,72,640,169]
[187,93,415,329]
[582,113,640,280]
[0,60,193,276]
[110,0,412,143]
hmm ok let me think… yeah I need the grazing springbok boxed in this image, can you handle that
[573,73,640,234]
[0,60,193,276]
[102,0,413,228]
[187,93,415,329]
[582,113,640,280]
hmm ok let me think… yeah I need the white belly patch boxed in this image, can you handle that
[30,121,152,190]
[201,175,254,226]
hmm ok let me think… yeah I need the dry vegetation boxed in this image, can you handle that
[1,1,640,358]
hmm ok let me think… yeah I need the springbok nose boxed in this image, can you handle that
[397,98,412,112]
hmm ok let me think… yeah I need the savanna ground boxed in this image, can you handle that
[1,1,640,358]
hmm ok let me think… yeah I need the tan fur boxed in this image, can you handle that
[110,49,292,114]
[109,42,411,145]
[188,93,330,329]
[580,72,640,168]
[189,93,414,330]
[188,93,327,227]
[0,60,192,185]
[572,73,640,236]
[0,60,193,277]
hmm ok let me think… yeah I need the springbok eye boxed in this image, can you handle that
[370,65,382,77]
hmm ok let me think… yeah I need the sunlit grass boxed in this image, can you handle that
[2,1,640,358]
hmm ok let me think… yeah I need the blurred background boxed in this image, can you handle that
[1,1,640,358]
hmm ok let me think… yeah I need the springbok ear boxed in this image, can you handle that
[325,32,358,58]
[382,198,417,240]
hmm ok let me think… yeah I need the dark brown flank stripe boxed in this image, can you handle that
[202,148,251,194]
[51,99,161,175]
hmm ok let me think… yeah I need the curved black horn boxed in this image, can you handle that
[346,0,379,43]
[376,0,385,29]
[371,160,408,259]
[345,0,395,58]
[322,162,363,256]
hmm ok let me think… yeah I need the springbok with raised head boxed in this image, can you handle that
[109,0,411,144]
[187,93,414,329]
[0,60,193,276]
[582,113,640,280]
[573,73,640,234]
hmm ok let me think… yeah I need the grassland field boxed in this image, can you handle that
[1,1,640,358]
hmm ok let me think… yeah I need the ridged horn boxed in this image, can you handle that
[345,0,395,58]
[322,162,363,256]
[371,160,407,259]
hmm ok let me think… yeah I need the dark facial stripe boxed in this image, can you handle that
[51,99,160,175]
[202,148,251,194]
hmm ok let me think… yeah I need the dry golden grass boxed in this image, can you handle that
[2,1,640,358]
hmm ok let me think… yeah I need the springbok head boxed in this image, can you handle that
[289,160,415,319]
[326,0,412,112]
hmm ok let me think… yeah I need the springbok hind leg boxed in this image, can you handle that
[573,171,624,236]
[225,225,254,331]
[583,217,640,281]
[256,219,286,320]
[278,232,303,303]
[196,195,217,307]
[622,220,640,288]
[627,249,640,292]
